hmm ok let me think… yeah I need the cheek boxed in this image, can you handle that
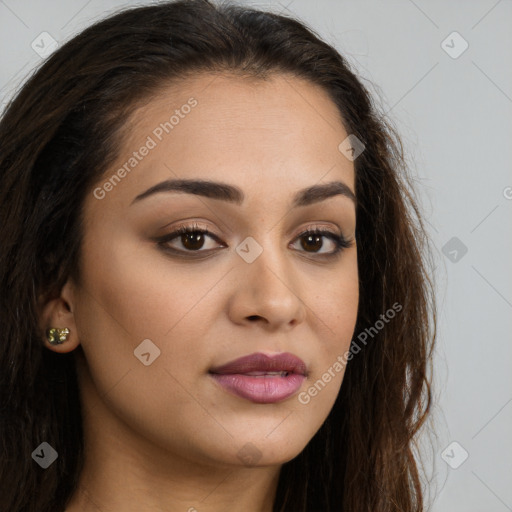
[73,234,227,393]
[72,237,232,454]
[313,253,359,349]
[302,256,358,409]
[77,232,224,340]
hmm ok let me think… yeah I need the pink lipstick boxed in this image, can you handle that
[209,352,307,404]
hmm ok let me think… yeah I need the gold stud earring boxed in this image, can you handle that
[46,327,70,345]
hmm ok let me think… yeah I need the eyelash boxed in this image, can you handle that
[156,222,353,260]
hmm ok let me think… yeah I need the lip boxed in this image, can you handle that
[209,352,307,404]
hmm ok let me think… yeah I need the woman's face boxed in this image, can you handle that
[61,73,359,468]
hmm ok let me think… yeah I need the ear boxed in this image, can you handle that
[39,278,81,354]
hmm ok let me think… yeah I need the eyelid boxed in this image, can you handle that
[159,220,344,239]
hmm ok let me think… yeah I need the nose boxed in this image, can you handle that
[226,238,307,332]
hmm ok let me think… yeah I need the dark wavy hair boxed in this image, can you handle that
[0,1,436,510]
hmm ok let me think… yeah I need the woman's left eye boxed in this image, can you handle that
[156,223,352,258]
[290,228,352,256]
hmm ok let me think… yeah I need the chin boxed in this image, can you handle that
[197,428,314,469]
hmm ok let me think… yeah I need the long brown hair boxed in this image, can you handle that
[0,1,436,510]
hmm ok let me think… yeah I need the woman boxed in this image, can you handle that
[0,1,436,510]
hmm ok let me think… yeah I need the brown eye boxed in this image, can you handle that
[300,233,324,253]
[291,229,351,257]
[157,223,225,256]
[180,231,207,251]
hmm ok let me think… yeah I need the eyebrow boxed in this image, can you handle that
[131,178,356,208]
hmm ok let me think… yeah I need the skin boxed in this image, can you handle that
[40,73,359,512]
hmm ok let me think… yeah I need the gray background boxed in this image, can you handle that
[1,1,511,510]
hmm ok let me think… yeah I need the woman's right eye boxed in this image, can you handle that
[157,223,225,255]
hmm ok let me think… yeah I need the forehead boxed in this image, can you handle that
[89,72,355,212]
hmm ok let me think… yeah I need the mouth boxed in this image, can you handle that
[209,352,307,404]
